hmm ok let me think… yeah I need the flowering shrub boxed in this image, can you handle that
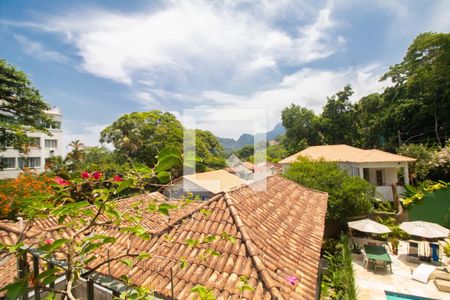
[0,148,235,300]
[0,170,54,219]
[429,144,450,181]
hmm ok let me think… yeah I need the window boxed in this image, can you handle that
[1,157,16,169]
[18,157,41,169]
[44,121,61,129]
[45,139,58,148]
[28,137,41,148]
[363,168,369,181]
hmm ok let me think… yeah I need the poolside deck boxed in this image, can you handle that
[353,241,449,299]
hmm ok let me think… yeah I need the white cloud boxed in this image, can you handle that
[63,124,108,155]
[192,64,388,138]
[14,35,69,64]
[27,0,342,87]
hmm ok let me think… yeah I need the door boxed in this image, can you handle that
[376,170,383,186]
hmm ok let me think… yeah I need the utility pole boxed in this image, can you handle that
[397,130,402,147]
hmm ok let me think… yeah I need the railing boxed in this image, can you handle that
[375,185,405,201]
[15,247,126,300]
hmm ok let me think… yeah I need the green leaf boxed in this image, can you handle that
[42,275,59,286]
[115,178,134,194]
[120,258,133,268]
[37,269,58,280]
[185,239,200,248]
[43,292,56,300]
[138,252,151,260]
[155,155,181,173]
[158,147,182,159]
[180,257,188,270]
[157,171,171,184]
[203,235,216,243]
[2,280,28,300]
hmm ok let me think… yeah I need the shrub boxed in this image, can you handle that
[321,235,357,300]
[284,157,375,224]
[429,144,450,181]
[398,144,433,181]
[0,170,54,219]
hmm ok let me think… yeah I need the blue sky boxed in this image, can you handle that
[1,0,449,147]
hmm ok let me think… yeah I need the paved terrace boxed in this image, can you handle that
[353,240,449,300]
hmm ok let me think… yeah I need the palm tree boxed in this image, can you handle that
[66,140,86,170]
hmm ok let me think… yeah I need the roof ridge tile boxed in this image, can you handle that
[222,192,284,299]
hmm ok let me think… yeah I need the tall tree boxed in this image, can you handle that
[320,85,358,145]
[354,93,386,148]
[65,139,86,171]
[381,32,450,147]
[100,111,184,166]
[194,129,226,171]
[281,104,321,154]
[100,111,225,170]
[0,59,55,150]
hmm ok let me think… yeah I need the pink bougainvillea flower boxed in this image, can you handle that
[54,176,69,186]
[113,175,123,182]
[92,171,102,180]
[286,276,298,286]
[81,171,90,179]
[44,238,53,245]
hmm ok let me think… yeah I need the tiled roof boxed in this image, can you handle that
[279,144,416,164]
[182,170,246,194]
[0,177,328,299]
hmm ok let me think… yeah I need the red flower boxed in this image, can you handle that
[81,171,90,179]
[92,171,102,180]
[44,238,53,245]
[113,175,123,182]
[54,176,69,186]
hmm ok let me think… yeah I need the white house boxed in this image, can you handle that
[163,169,246,200]
[279,144,416,201]
[0,107,63,179]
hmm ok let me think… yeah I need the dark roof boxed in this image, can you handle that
[0,176,328,299]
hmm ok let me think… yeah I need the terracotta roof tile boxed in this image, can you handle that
[0,176,327,299]
[279,144,416,164]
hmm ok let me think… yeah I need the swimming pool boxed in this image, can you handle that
[385,291,437,300]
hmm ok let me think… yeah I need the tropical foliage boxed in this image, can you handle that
[0,59,56,151]
[284,157,375,224]
[281,32,450,154]
[402,180,449,207]
[0,149,232,299]
[321,235,357,300]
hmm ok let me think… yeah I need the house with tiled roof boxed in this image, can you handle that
[163,169,246,200]
[0,175,328,299]
[279,144,416,201]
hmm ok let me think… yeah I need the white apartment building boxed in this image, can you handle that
[0,107,63,179]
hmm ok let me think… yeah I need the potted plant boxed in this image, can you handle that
[389,237,400,255]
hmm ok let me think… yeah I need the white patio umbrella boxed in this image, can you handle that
[399,221,449,239]
[348,218,391,234]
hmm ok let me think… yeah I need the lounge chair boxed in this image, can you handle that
[361,250,369,269]
[374,260,387,275]
[411,263,436,283]
[434,278,450,293]
[407,240,420,263]
[430,267,450,281]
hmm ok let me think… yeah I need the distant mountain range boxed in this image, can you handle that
[217,123,285,151]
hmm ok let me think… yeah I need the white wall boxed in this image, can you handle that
[0,108,63,179]
[384,168,398,185]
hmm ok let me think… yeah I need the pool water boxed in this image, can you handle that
[385,291,437,300]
